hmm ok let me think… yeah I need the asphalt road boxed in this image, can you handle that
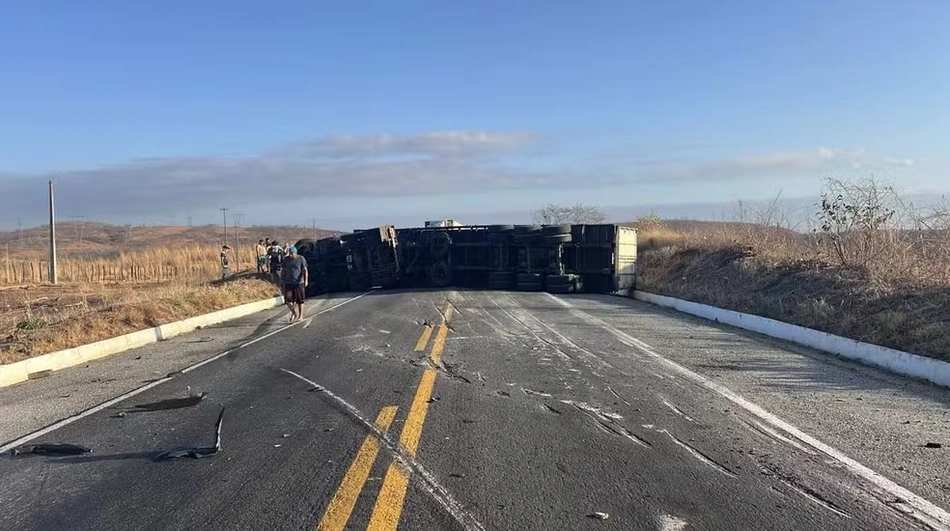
[2,289,949,531]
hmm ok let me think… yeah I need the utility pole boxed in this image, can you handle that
[232,213,245,269]
[48,181,57,285]
[220,207,229,247]
[313,217,317,240]
[16,218,22,249]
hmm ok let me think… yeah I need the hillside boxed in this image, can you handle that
[0,222,341,258]
[634,213,950,362]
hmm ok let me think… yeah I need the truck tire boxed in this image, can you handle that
[545,234,572,244]
[487,279,513,290]
[513,225,541,234]
[541,224,571,235]
[517,272,541,284]
[546,274,576,285]
[428,262,452,288]
[294,238,316,255]
[430,232,451,257]
[516,282,543,292]
[546,283,573,294]
[514,233,541,244]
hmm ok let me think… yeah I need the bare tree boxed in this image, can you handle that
[532,203,606,224]
[815,176,899,268]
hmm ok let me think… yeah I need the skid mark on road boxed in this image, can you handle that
[658,429,736,478]
[739,418,816,456]
[565,400,653,448]
[366,302,485,531]
[281,368,484,531]
[661,399,697,423]
[755,458,853,519]
[549,293,950,531]
[606,385,631,406]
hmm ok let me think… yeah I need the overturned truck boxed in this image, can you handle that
[293,224,636,297]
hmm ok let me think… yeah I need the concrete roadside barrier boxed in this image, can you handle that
[0,296,285,389]
[632,290,950,390]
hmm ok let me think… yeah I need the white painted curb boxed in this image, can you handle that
[0,295,285,389]
[632,290,950,389]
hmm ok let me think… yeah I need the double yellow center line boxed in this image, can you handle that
[318,302,454,531]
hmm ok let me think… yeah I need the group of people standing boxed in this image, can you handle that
[255,238,309,322]
[255,238,292,277]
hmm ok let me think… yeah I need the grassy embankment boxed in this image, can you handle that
[1,244,280,364]
[632,179,950,362]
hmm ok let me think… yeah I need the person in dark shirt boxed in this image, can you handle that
[281,246,309,321]
[268,239,284,285]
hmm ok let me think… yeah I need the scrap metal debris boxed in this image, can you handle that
[924,442,943,449]
[10,442,91,457]
[588,512,609,520]
[154,407,224,461]
[133,390,207,411]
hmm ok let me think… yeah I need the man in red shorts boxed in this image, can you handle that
[281,246,309,322]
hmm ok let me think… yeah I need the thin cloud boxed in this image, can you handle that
[627,148,916,183]
[0,132,917,224]
[284,131,536,159]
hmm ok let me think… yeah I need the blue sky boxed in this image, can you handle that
[0,1,947,229]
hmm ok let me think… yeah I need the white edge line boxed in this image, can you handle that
[547,293,950,530]
[0,291,372,453]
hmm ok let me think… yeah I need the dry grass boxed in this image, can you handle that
[1,245,264,285]
[632,180,950,361]
[0,277,279,364]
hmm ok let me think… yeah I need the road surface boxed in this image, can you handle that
[2,289,949,531]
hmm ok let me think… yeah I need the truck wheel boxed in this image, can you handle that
[546,283,573,294]
[516,282,543,292]
[428,262,452,288]
[430,232,451,257]
[514,233,541,244]
[541,225,571,235]
[546,274,576,285]
[487,280,513,290]
[294,238,316,255]
[513,225,541,234]
[545,234,572,244]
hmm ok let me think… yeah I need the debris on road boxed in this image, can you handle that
[154,407,224,461]
[111,411,127,419]
[133,391,207,411]
[10,442,92,457]
[588,512,609,520]
[924,442,943,449]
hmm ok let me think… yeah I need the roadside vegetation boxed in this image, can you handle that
[633,177,950,361]
[0,278,278,365]
[3,245,270,285]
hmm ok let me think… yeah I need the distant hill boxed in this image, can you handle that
[0,222,341,258]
